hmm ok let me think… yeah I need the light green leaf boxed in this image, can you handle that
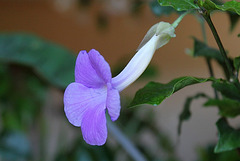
[158,0,199,11]
[178,93,209,135]
[129,76,212,108]
[204,98,240,117]
[215,118,240,153]
[0,33,76,89]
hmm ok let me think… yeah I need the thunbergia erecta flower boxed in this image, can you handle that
[64,21,178,146]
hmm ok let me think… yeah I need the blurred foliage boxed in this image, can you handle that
[0,130,31,161]
[118,105,179,161]
[0,64,46,131]
[0,33,179,161]
[0,33,75,89]
[131,0,145,16]
[55,140,114,161]
[177,93,210,135]
[196,144,240,161]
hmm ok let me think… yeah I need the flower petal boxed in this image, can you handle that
[81,105,107,145]
[88,49,112,83]
[64,82,107,127]
[107,83,121,121]
[75,50,110,88]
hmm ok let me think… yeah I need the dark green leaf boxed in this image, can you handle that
[192,38,223,63]
[202,0,218,11]
[192,38,229,79]
[129,76,212,108]
[228,12,240,31]
[0,33,76,89]
[204,98,240,117]
[215,118,240,153]
[178,93,209,135]
[196,144,240,161]
[212,80,240,101]
[158,0,199,11]
[233,56,240,73]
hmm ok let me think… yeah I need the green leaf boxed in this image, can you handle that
[192,38,224,63]
[228,12,240,31]
[192,38,230,79]
[150,0,178,16]
[215,118,240,153]
[158,0,240,15]
[215,1,240,15]
[196,144,240,161]
[0,33,76,89]
[178,93,209,135]
[212,80,240,101]
[158,0,199,11]
[203,0,240,15]
[233,56,240,73]
[129,76,212,108]
[204,98,240,117]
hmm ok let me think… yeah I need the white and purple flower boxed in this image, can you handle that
[64,21,176,146]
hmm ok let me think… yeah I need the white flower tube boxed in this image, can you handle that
[112,22,176,92]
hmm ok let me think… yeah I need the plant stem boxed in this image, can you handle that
[107,119,147,161]
[199,16,219,99]
[201,11,235,82]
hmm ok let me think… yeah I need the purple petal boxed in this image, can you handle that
[81,105,107,145]
[88,49,112,83]
[64,82,107,127]
[75,50,111,88]
[106,83,121,121]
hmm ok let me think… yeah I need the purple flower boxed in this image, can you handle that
[64,21,177,146]
[64,49,120,145]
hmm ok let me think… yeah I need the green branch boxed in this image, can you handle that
[200,10,239,88]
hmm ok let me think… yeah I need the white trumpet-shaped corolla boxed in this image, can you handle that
[112,22,176,91]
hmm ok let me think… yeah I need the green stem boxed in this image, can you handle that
[199,16,219,99]
[202,11,235,81]
[172,11,190,28]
